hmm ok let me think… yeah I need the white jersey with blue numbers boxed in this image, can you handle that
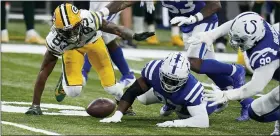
[141,60,205,111]
[161,1,218,33]
[246,21,280,81]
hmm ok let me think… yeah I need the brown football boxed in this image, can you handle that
[86,98,116,118]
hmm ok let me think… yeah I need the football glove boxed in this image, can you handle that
[100,111,123,123]
[140,1,155,14]
[203,84,229,107]
[25,105,43,115]
[133,32,155,41]
[186,32,215,50]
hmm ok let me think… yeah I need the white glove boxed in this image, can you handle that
[100,111,123,123]
[170,16,196,26]
[156,120,184,127]
[186,32,215,47]
[140,1,155,14]
[203,84,229,107]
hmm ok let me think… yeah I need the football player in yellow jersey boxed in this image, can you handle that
[25,3,154,115]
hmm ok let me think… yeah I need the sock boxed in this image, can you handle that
[148,24,155,32]
[206,74,233,90]
[171,26,180,36]
[82,54,92,74]
[200,59,234,76]
[133,16,144,33]
[240,98,254,107]
[248,105,280,122]
[23,1,35,31]
[1,1,6,30]
[109,46,130,76]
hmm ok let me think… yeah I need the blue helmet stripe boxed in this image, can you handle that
[171,53,181,74]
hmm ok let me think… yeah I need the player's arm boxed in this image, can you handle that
[174,104,209,128]
[100,77,151,123]
[224,60,279,100]
[32,50,58,106]
[100,19,155,41]
[99,1,137,16]
[201,1,222,19]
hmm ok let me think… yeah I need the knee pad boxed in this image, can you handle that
[63,85,82,98]
[104,83,123,101]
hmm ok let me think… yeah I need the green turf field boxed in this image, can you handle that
[1,21,278,135]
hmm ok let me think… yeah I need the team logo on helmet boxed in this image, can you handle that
[72,6,79,14]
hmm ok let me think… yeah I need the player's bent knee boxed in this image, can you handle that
[248,105,265,122]
[63,85,82,97]
[137,94,149,105]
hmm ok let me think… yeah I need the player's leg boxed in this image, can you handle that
[84,38,136,115]
[248,86,280,122]
[186,21,253,121]
[82,54,91,83]
[1,1,9,43]
[61,49,84,99]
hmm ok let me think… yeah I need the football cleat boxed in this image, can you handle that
[171,35,184,47]
[214,102,229,113]
[55,74,66,102]
[1,29,9,43]
[160,105,174,116]
[25,29,45,45]
[118,72,136,89]
[25,105,43,115]
[146,35,159,45]
[231,64,246,89]
[236,104,250,122]
[271,121,280,136]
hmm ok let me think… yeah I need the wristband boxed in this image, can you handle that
[99,7,110,17]
[194,12,204,22]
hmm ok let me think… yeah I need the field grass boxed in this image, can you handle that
[1,21,277,135]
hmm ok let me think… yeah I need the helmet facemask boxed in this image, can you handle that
[159,68,188,93]
[56,21,82,45]
[229,31,252,51]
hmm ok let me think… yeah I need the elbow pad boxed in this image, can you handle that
[121,80,145,104]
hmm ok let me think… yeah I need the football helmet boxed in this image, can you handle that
[159,52,190,93]
[53,3,82,44]
[229,12,265,51]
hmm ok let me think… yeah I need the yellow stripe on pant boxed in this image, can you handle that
[62,37,116,87]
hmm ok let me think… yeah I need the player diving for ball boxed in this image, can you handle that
[96,0,253,121]
[186,12,279,135]
[25,3,154,115]
[100,52,220,128]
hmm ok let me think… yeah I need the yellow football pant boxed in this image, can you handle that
[62,37,115,87]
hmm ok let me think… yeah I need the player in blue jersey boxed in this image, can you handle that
[81,2,136,90]
[96,0,253,121]
[100,52,220,128]
[187,12,280,135]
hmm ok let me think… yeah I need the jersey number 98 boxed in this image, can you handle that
[259,57,271,66]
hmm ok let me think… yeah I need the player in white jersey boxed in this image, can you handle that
[186,12,280,135]
[25,3,154,115]
[81,1,136,93]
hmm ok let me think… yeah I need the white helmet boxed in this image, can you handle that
[229,12,265,51]
[159,52,190,93]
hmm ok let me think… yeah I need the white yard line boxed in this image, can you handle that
[1,121,61,135]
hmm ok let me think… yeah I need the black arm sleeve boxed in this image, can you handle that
[120,80,145,104]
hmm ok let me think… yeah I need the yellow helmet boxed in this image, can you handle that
[53,3,82,44]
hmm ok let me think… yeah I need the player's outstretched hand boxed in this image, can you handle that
[133,32,155,41]
[100,111,123,123]
[170,16,197,26]
[25,105,43,115]
[186,32,214,48]
[203,84,229,107]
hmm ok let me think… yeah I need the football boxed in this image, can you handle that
[86,98,116,118]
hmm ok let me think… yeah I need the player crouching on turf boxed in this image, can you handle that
[186,12,279,134]
[25,3,154,115]
[100,52,220,128]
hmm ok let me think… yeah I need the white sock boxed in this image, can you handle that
[230,65,237,76]
[133,16,144,33]
[148,24,155,32]
[171,26,180,36]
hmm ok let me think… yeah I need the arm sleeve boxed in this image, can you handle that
[208,20,234,40]
[225,60,279,100]
[173,104,209,128]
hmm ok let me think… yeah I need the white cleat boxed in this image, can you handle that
[271,121,280,135]
[118,72,136,89]
[160,105,174,116]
